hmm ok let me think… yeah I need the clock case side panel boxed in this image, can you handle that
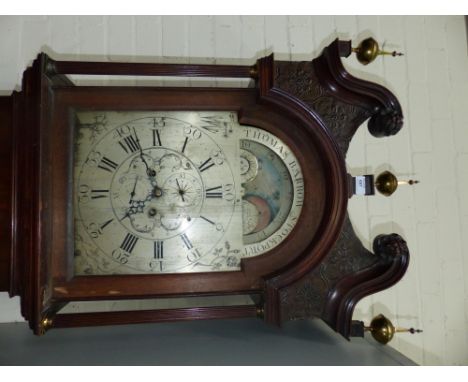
[0,96,13,292]
[6,54,70,334]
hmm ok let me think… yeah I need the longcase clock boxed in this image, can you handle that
[0,39,409,337]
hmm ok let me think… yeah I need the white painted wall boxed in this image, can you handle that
[0,15,467,366]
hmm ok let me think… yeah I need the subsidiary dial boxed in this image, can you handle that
[240,148,259,183]
[163,173,203,208]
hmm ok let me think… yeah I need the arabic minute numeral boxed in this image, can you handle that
[223,184,235,202]
[85,150,102,167]
[86,222,101,239]
[187,248,202,263]
[86,219,114,238]
[152,117,165,128]
[183,126,202,140]
[112,249,129,265]
[211,149,225,165]
[114,125,132,138]
[78,184,90,203]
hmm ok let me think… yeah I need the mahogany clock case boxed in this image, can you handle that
[0,39,408,337]
[0,46,348,335]
[50,87,334,296]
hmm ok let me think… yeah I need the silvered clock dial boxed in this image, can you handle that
[73,111,303,275]
[74,111,243,275]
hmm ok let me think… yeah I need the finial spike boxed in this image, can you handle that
[353,37,404,65]
[365,314,423,345]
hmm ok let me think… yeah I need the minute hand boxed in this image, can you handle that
[132,127,156,178]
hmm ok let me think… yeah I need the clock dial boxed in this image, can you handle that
[73,112,303,275]
[74,111,243,275]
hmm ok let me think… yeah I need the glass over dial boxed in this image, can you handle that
[73,111,303,275]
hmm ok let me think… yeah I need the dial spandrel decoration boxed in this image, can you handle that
[73,111,304,275]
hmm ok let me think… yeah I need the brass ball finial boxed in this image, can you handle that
[375,171,398,196]
[365,314,422,345]
[375,171,419,197]
[352,37,404,65]
[39,315,54,335]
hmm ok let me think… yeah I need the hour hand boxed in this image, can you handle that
[129,176,139,204]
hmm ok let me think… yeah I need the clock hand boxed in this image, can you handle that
[122,176,143,220]
[132,127,156,178]
[122,176,151,221]
[119,211,131,222]
[129,176,139,204]
[176,178,185,202]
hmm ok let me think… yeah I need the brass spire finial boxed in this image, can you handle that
[375,171,419,197]
[365,314,423,344]
[352,37,404,65]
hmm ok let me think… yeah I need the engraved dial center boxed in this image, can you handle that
[111,147,204,240]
